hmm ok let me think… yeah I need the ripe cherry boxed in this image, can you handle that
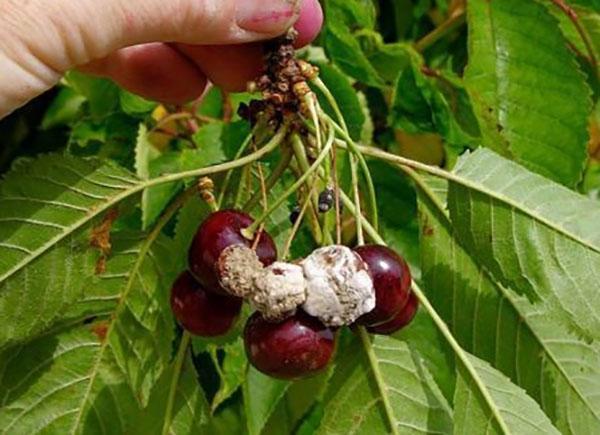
[188,210,277,292]
[367,292,419,335]
[243,311,336,380]
[170,271,242,337]
[354,245,412,327]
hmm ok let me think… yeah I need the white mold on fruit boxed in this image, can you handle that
[301,245,375,327]
[217,244,263,297]
[252,262,307,320]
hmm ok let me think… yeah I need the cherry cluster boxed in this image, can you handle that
[171,210,418,380]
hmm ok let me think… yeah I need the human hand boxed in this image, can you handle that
[0,0,323,119]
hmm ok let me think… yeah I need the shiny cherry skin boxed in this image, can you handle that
[243,311,336,380]
[188,210,277,292]
[170,271,242,337]
[367,292,419,335]
[354,245,412,327]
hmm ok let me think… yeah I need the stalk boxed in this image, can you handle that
[243,125,335,239]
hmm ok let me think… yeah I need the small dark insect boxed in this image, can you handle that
[289,205,301,224]
[318,188,335,213]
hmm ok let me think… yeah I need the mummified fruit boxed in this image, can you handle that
[301,245,375,327]
[367,292,419,335]
[217,244,264,298]
[252,262,307,320]
[244,311,335,380]
[170,271,242,337]
[354,245,412,327]
[188,210,277,293]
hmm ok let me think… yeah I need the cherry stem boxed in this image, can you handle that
[307,81,378,231]
[243,126,335,240]
[282,177,320,259]
[324,114,379,232]
[162,332,192,435]
[350,153,364,246]
[289,158,325,244]
[217,128,258,208]
[244,147,293,212]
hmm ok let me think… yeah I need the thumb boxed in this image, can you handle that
[0,0,302,117]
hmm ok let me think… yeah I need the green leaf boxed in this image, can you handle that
[465,0,592,187]
[447,148,600,341]
[119,91,157,116]
[0,324,137,434]
[555,4,600,57]
[323,0,385,87]
[418,174,600,434]
[41,87,86,130]
[135,342,211,435]
[390,46,480,148]
[0,231,178,432]
[369,160,421,274]
[318,333,453,434]
[0,154,142,349]
[65,72,120,119]
[136,124,182,229]
[313,63,366,142]
[211,339,247,412]
[243,367,290,435]
[454,355,561,434]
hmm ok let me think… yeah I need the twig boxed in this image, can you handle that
[415,7,466,52]
[549,0,598,77]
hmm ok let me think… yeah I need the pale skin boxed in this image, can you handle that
[0,0,323,119]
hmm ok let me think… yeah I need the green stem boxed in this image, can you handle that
[414,7,466,52]
[146,127,286,190]
[549,0,598,78]
[282,177,320,259]
[322,115,379,232]
[338,190,381,245]
[346,194,512,434]
[357,327,400,435]
[350,154,364,245]
[234,165,251,209]
[217,129,258,208]
[289,160,324,245]
[162,332,192,435]
[312,77,349,133]
[291,135,320,210]
[244,147,293,212]
[410,282,511,434]
[243,126,335,238]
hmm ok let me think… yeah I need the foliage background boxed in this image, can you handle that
[0,0,600,434]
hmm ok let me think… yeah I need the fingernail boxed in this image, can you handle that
[293,0,323,47]
[237,0,303,34]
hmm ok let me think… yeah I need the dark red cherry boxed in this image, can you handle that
[170,271,242,337]
[188,210,277,292]
[243,311,336,380]
[367,292,419,335]
[354,245,412,327]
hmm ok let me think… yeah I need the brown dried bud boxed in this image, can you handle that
[298,60,319,80]
[293,82,311,98]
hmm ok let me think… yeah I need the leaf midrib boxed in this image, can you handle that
[0,130,287,287]
[68,229,156,434]
[415,172,600,424]
[355,145,600,256]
